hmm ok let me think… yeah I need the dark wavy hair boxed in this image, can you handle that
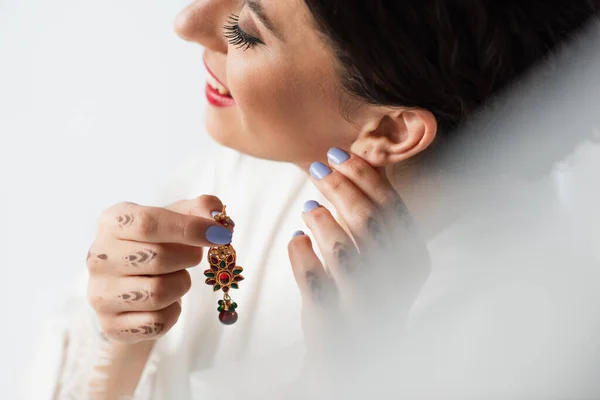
[305,1,600,134]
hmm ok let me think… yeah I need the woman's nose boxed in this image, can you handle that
[175,0,239,53]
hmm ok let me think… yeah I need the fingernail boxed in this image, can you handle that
[211,210,235,227]
[303,200,320,213]
[327,147,350,164]
[206,225,233,245]
[293,230,305,238]
[309,162,332,180]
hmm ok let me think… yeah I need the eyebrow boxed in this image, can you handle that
[247,0,279,38]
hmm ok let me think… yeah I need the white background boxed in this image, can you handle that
[0,0,211,397]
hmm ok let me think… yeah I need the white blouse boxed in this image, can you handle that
[44,145,328,400]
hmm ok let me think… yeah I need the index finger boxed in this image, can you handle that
[325,148,403,213]
[325,148,416,232]
[100,202,233,246]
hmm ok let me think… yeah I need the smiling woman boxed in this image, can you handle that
[43,0,600,399]
[177,0,360,168]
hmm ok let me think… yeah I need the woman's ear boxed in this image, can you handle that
[351,108,438,167]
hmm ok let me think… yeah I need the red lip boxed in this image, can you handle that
[205,84,236,108]
[203,56,236,108]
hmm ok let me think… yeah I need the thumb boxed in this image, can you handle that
[166,195,232,226]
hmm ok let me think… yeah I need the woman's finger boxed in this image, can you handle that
[325,148,427,266]
[87,241,203,276]
[326,148,414,233]
[289,232,357,360]
[301,201,363,290]
[326,148,398,206]
[88,269,192,314]
[98,202,233,247]
[101,301,183,344]
[308,161,389,250]
[288,232,338,310]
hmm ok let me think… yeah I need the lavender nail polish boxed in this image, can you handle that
[293,230,305,238]
[309,162,333,180]
[206,225,233,245]
[303,200,320,213]
[327,147,350,164]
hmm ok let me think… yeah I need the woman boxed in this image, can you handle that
[49,1,599,399]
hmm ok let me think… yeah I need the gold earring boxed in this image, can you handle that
[204,206,244,325]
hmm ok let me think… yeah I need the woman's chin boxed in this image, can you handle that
[205,105,243,148]
[204,105,303,163]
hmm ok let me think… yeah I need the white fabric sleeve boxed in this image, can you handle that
[23,266,160,400]
[50,303,160,400]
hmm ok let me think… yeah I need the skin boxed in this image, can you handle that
[88,196,234,340]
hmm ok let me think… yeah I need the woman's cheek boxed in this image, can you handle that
[229,61,299,134]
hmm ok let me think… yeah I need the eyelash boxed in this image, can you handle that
[223,14,263,51]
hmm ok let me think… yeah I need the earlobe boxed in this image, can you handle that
[351,108,437,167]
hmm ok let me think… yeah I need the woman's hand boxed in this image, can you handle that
[87,195,233,344]
[288,148,430,354]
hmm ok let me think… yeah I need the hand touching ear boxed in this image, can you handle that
[289,148,430,354]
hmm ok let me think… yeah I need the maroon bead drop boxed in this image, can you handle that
[219,310,238,325]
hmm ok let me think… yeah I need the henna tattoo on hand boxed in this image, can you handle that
[146,323,165,335]
[120,323,165,336]
[306,271,326,304]
[117,213,135,228]
[87,251,108,262]
[305,271,341,316]
[333,242,356,274]
[124,249,157,267]
[395,200,413,229]
[118,290,151,303]
[367,217,385,247]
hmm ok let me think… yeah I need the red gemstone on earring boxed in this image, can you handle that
[219,310,238,325]
[219,272,231,285]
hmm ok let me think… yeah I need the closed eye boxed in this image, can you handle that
[223,14,264,51]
